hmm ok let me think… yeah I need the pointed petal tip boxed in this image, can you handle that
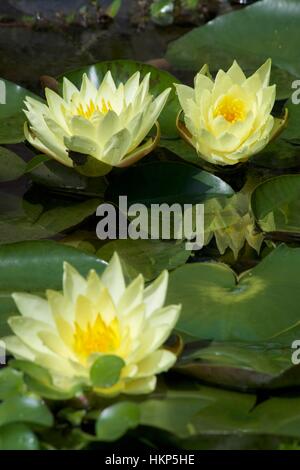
[63,260,72,271]
[110,251,121,264]
[103,69,114,82]
[62,261,81,282]
[199,63,210,76]
[158,269,169,283]
[11,292,22,301]
[131,70,141,80]
[63,76,78,91]
[106,251,124,277]
[163,86,172,96]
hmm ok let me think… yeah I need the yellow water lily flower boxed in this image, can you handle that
[175,59,286,166]
[3,254,181,395]
[24,72,171,172]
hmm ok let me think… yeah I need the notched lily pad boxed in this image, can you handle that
[167,244,300,344]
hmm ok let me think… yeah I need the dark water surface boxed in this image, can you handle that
[0,0,238,89]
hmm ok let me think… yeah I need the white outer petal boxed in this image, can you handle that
[123,376,156,394]
[136,349,176,378]
[63,262,87,304]
[3,335,36,361]
[101,253,126,304]
[63,77,80,102]
[12,293,55,327]
[143,270,168,318]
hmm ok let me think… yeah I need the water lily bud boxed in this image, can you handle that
[175,59,287,166]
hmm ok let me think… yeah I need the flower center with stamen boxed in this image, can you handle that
[214,95,246,123]
[73,315,120,359]
[77,98,112,119]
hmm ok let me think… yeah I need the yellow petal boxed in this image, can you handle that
[80,73,98,103]
[226,60,246,85]
[93,286,117,324]
[63,262,87,304]
[86,269,105,302]
[45,88,68,130]
[124,376,156,394]
[101,253,126,303]
[97,110,121,146]
[124,71,140,104]
[3,335,35,361]
[175,84,194,115]
[149,304,181,330]
[136,349,176,378]
[39,330,74,359]
[75,295,96,330]
[143,270,168,318]
[117,274,144,315]
[63,77,79,102]
[122,303,145,339]
[98,71,116,97]
[12,293,54,327]
[252,58,272,88]
[101,128,132,165]
[8,316,53,355]
[64,135,100,157]
[194,74,213,104]
[211,70,233,101]
[70,116,96,140]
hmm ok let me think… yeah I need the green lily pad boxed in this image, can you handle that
[279,98,300,141]
[0,423,39,450]
[140,386,255,439]
[0,368,25,400]
[140,385,300,440]
[0,192,101,244]
[159,139,201,167]
[177,341,300,391]
[96,401,140,442]
[0,78,42,144]
[250,139,300,169]
[25,154,52,173]
[0,394,53,428]
[166,0,300,78]
[251,174,300,234]
[97,239,190,282]
[0,147,26,182]
[29,159,108,197]
[106,161,234,206]
[167,244,300,344]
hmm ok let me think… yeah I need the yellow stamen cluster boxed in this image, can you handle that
[214,95,246,123]
[73,315,120,360]
[77,98,112,119]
